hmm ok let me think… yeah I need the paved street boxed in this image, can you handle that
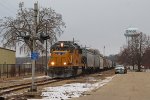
[72,72,150,100]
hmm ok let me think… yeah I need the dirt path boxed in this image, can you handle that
[72,72,150,100]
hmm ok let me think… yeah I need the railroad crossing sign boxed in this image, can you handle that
[31,52,39,60]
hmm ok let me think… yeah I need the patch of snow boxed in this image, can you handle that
[28,75,115,100]
[3,93,17,98]
[86,77,98,82]
[90,76,114,90]
[41,83,91,100]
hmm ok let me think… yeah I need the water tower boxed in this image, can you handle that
[124,28,140,46]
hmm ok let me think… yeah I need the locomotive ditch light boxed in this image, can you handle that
[63,62,67,65]
[51,62,55,66]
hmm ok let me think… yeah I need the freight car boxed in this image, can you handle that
[48,41,114,78]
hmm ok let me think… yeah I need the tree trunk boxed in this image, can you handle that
[132,58,135,70]
[137,57,142,72]
[138,63,141,72]
[132,63,135,70]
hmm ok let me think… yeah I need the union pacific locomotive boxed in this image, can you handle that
[48,41,114,78]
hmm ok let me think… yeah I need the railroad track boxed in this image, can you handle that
[0,69,114,97]
[0,74,82,96]
[0,78,62,96]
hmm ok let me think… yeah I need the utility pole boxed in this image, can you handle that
[73,37,74,43]
[103,46,105,57]
[30,2,38,92]
[45,23,48,75]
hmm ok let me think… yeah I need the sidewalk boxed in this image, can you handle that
[72,72,150,100]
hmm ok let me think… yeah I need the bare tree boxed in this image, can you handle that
[135,33,150,71]
[142,47,150,69]
[117,47,130,65]
[0,3,65,54]
[117,33,150,71]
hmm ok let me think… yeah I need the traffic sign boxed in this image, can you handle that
[31,52,39,60]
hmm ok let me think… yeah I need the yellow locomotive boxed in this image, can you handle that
[48,41,83,77]
[48,41,114,78]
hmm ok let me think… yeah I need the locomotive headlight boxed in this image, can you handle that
[51,62,55,65]
[63,62,67,65]
[60,42,64,47]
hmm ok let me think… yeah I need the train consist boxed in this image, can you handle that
[48,41,114,78]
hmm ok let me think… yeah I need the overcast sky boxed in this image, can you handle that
[0,0,150,56]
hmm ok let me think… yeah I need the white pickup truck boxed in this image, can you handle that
[115,65,127,74]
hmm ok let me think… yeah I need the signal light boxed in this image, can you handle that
[39,33,50,44]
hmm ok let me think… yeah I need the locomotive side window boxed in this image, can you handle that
[53,47,70,51]
[79,49,82,54]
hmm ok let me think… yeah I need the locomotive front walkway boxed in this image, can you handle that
[72,72,150,100]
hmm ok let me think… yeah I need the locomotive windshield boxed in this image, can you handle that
[50,41,81,53]
[53,51,66,55]
[51,47,72,51]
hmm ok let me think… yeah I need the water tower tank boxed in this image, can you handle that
[124,28,140,37]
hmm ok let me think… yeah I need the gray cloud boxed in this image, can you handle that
[0,0,150,56]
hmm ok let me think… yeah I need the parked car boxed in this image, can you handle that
[115,65,127,74]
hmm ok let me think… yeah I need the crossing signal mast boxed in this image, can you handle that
[30,2,50,92]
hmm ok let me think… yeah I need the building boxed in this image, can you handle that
[0,47,16,64]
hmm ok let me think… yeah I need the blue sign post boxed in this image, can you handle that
[31,52,39,60]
